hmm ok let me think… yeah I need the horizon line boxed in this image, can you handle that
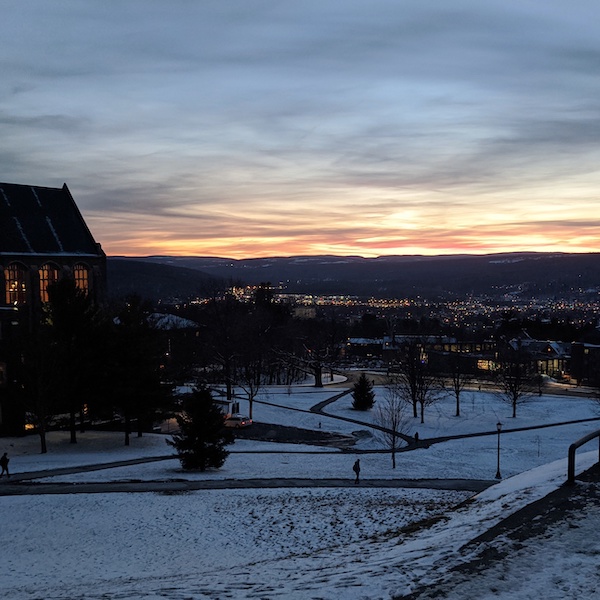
[107,250,599,260]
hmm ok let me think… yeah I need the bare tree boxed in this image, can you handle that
[298,314,343,388]
[447,352,472,417]
[18,278,101,453]
[201,291,247,402]
[45,278,106,444]
[20,334,61,454]
[581,352,600,413]
[374,385,411,469]
[533,372,546,397]
[495,339,536,418]
[234,286,285,419]
[272,343,332,389]
[389,339,441,424]
[109,295,174,446]
[300,342,332,388]
[237,356,264,419]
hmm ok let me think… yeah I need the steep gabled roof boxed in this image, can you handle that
[0,182,103,256]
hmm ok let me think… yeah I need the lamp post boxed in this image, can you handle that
[495,421,502,479]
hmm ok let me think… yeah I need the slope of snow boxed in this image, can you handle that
[1,386,599,599]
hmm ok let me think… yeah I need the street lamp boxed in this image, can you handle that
[495,421,502,480]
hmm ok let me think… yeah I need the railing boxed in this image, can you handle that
[567,429,600,485]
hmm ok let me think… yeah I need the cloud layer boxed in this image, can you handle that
[2,1,599,257]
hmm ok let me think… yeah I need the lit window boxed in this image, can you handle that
[73,264,89,293]
[39,264,60,303]
[4,263,27,305]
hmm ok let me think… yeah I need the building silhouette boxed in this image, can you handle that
[0,182,106,434]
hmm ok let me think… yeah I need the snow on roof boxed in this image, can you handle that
[148,313,199,330]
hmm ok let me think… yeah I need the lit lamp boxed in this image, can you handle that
[495,422,502,480]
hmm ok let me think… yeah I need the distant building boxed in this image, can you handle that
[571,342,600,386]
[508,337,571,381]
[293,306,317,319]
[344,337,384,359]
[0,182,106,434]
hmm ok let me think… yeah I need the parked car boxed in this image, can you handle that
[224,414,253,428]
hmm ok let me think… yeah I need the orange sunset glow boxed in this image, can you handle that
[3,2,599,259]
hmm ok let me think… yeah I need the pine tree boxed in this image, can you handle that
[351,373,375,410]
[167,387,233,470]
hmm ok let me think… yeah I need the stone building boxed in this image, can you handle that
[0,182,106,434]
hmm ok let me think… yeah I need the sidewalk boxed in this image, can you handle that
[0,453,494,495]
[0,477,494,496]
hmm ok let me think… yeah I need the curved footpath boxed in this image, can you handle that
[0,380,595,498]
[306,378,600,448]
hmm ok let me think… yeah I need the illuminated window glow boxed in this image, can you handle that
[4,263,27,305]
[39,264,59,303]
[73,264,89,293]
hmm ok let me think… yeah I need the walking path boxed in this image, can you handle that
[310,388,416,445]
[0,474,494,496]
[305,380,600,449]
[0,381,594,498]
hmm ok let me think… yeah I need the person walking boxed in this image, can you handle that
[352,459,360,484]
[0,452,9,478]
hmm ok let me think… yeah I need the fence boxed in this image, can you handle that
[567,429,600,485]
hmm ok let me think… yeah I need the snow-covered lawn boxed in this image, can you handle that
[1,385,599,599]
[1,487,470,598]
[8,385,599,482]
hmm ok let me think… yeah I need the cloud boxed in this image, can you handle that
[1,1,599,257]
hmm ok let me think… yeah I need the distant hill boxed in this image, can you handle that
[107,253,600,301]
[107,258,221,302]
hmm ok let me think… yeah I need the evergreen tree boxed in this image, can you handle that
[167,387,233,470]
[351,373,375,410]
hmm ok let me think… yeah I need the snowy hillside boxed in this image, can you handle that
[1,384,599,599]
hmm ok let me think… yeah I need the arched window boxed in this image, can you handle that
[73,263,89,293]
[4,263,27,305]
[39,263,60,303]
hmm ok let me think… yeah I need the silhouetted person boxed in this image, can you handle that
[0,452,9,478]
[353,459,360,484]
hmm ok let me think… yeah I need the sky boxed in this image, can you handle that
[2,0,600,259]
